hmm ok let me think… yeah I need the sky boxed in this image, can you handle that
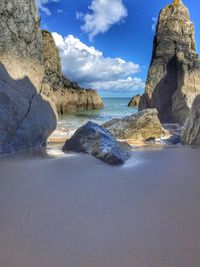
[35,0,200,98]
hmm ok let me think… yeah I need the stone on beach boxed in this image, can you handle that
[103,109,166,141]
[62,121,131,165]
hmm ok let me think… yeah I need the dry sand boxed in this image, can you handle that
[0,146,200,267]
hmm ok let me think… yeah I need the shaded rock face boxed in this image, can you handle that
[181,94,200,145]
[0,64,56,154]
[128,94,140,107]
[139,0,200,125]
[41,30,104,114]
[62,122,131,165]
[0,0,56,154]
[103,109,166,141]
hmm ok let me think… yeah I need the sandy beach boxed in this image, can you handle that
[0,146,200,267]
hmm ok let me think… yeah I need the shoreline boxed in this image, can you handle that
[48,134,176,150]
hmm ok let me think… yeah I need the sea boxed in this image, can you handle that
[52,98,138,140]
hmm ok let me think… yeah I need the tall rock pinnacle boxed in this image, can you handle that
[173,0,182,7]
[139,0,200,124]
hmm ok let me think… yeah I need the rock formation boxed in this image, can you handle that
[0,0,44,91]
[41,30,104,114]
[139,0,200,125]
[62,122,131,165]
[0,0,56,154]
[181,94,200,145]
[103,109,166,141]
[128,94,140,107]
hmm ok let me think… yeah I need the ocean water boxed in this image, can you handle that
[53,98,138,139]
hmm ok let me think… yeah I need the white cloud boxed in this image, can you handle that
[35,0,60,15]
[52,33,144,92]
[77,0,128,41]
[84,77,145,92]
[151,17,157,32]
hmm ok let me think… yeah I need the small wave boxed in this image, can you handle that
[122,153,143,168]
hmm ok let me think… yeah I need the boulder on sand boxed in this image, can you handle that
[62,121,131,165]
[103,109,166,141]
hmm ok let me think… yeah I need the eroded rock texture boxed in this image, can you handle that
[181,94,200,145]
[103,109,166,141]
[0,0,56,154]
[0,0,44,90]
[41,30,104,114]
[139,0,200,125]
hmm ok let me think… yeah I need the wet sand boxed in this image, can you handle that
[0,147,200,266]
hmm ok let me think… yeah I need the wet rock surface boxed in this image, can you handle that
[62,122,131,165]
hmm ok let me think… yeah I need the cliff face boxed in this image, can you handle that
[181,94,200,145]
[0,0,56,154]
[0,0,44,90]
[41,30,104,114]
[139,0,200,125]
[128,95,140,107]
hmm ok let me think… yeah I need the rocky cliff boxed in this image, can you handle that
[139,0,200,125]
[41,30,104,114]
[181,94,200,145]
[0,0,45,90]
[128,94,140,107]
[0,0,56,154]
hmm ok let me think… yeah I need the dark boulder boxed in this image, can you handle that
[164,135,181,145]
[62,121,131,165]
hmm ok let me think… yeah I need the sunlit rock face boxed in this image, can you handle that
[139,0,200,125]
[0,0,56,154]
[0,0,45,90]
[103,109,166,141]
[128,94,141,107]
[41,30,104,114]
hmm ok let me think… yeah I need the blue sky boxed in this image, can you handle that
[36,0,200,98]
